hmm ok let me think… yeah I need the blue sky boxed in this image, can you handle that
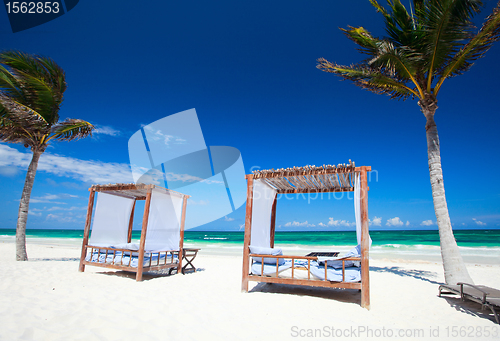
[0,0,499,231]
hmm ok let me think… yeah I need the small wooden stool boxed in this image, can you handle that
[182,248,200,274]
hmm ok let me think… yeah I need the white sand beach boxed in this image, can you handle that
[1,240,499,341]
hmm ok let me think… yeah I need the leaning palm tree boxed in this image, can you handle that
[318,0,500,284]
[0,51,94,261]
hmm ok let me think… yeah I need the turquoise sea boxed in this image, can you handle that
[0,229,499,263]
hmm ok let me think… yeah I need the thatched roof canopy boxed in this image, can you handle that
[249,161,365,194]
[89,183,188,200]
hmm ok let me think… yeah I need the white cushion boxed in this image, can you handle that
[249,245,285,265]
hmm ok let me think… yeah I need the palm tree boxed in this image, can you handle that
[0,51,94,261]
[318,0,500,284]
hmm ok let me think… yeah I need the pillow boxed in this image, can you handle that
[249,245,285,266]
[321,245,361,269]
[112,243,140,251]
[325,259,360,269]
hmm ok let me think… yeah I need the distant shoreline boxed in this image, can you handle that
[1,228,498,265]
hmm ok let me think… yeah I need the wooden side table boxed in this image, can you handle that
[182,248,200,274]
[305,251,339,257]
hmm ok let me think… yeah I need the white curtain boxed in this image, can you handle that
[145,189,184,251]
[250,179,277,247]
[354,173,372,247]
[89,192,135,247]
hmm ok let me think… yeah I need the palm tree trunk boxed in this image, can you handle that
[422,103,473,284]
[16,148,43,261]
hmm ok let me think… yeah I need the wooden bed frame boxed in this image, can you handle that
[249,254,362,288]
[79,183,189,281]
[82,246,181,277]
[241,164,371,309]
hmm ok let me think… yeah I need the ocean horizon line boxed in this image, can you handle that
[1,228,498,264]
[1,228,499,248]
[1,227,499,232]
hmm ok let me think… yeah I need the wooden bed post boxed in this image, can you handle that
[241,175,254,292]
[136,186,153,282]
[79,188,95,272]
[360,166,371,310]
[127,200,136,243]
[270,194,277,248]
[178,195,188,274]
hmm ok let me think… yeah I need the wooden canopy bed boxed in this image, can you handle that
[241,162,372,309]
[79,183,189,281]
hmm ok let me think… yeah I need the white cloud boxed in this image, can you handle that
[0,144,32,168]
[406,221,410,226]
[23,193,81,204]
[188,199,208,206]
[28,210,42,217]
[369,216,382,226]
[386,217,404,227]
[46,214,77,223]
[284,220,316,227]
[420,220,435,226]
[46,206,87,212]
[27,197,65,205]
[224,216,234,222]
[0,144,133,183]
[38,194,62,200]
[324,217,354,227]
[239,224,245,230]
[1,143,223,187]
[142,126,186,146]
[167,172,221,184]
[29,199,64,204]
[131,166,223,186]
[93,125,121,136]
[472,218,486,226]
[0,165,19,177]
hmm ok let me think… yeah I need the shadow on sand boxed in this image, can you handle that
[249,282,361,305]
[370,266,441,285]
[439,294,498,324]
[375,265,500,324]
[96,267,206,281]
[30,257,80,262]
[248,265,443,306]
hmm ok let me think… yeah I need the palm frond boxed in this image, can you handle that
[415,0,483,91]
[0,51,66,124]
[0,94,48,129]
[0,51,55,86]
[317,58,418,99]
[435,1,500,94]
[361,39,425,97]
[1,50,93,151]
[0,105,38,146]
[340,26,422,80]
[340,26,382,56]
[369,0,390,18]
[321,0,499,109]
[371,0,425,50]
[48,119,95,142]
[386,0,416,46]
[0,65,24,100]
[369,40,418,77]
